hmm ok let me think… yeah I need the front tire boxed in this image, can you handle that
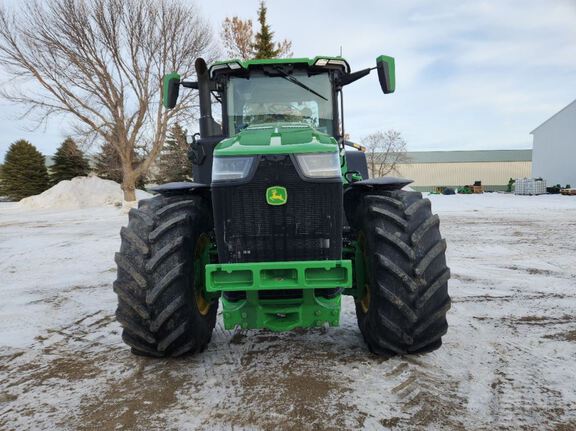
[113,194,217,357]
[351,190,451,356]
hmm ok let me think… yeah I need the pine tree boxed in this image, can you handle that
[222,2,292,60]
[94,141,145,188]
[252,1,280,59]
[155,123,192,183]
[0,140,50,200]
[94,141,123,183]
[0,164,4,198]
[50,137,90,184]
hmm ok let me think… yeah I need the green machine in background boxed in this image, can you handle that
[113,55,451,357]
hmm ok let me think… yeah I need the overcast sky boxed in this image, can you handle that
[1,0,575,160]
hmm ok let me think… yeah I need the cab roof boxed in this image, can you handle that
[209,56,351,78]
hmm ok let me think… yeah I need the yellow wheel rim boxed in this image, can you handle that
[196,292,210,316]
[358,232,371,314]
[194,234,211,316]
[360,282,371,314]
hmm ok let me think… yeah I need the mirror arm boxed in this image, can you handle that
[181,81,220,91]
[181,81,198,89]
[337,67,374,87]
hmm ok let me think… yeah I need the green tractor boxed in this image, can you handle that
[113,55,450,357]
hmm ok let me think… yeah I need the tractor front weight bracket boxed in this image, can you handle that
[205,260,352,331]
[342,240,366,300]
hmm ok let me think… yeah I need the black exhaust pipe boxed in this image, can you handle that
[189,58,222,184]
[195,58,215,138]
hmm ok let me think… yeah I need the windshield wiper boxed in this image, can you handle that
[272,66,328,101]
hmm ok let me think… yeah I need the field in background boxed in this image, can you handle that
[1,194,575,430]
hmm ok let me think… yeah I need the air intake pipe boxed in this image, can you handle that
[195,58,221,138]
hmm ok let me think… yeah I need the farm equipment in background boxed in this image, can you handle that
[546,183,574,196]
[113,55,451,358]
[507,178,515,193]
[560,187,576,196]
[432,186,455,195]
[458,181,483,194]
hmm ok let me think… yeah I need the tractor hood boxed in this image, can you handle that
[214,123,338,157]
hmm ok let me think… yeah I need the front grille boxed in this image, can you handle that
[212,155,342,263]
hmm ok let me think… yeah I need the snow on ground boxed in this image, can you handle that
[18,176,151,210]
[1,193,576,430]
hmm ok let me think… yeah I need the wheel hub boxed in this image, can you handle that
[357,232,371,313]
[194,233,212,316]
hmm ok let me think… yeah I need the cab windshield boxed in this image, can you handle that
[226,71,334,135]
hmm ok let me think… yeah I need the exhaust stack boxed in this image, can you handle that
[195,58,220,138]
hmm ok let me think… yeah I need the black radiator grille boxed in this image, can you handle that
[212,155,342,263]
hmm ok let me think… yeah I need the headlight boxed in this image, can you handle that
[294,152,341,178]
[212,156,255,182]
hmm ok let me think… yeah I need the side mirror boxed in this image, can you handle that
[162,72,181,109]
[376,55,395,94]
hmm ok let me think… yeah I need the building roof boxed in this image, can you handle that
[401,150,532,164]
[530,98,576,134]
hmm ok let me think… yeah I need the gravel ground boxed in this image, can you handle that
[1,194,575,430]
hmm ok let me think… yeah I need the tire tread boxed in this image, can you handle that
[352,190,451,357]
[114,194,217,357]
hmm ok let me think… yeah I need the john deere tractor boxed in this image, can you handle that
[113,55,450,357]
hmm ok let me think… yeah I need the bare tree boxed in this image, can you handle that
[275,39,293,58]
[362,130,408,177]
[221,17,254,60]
[0,0,215,201]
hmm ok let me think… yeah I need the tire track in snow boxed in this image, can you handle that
[372,357,467,429]
[487,338,576,428]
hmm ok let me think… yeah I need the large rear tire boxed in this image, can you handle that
[351,190,451,356]
[113,194,217,357]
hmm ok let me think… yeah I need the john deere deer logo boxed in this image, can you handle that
[266,186,287,205]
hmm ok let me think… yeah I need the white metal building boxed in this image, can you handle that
[531,99,576,187]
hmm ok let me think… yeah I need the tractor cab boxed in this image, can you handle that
[212,58,351,138]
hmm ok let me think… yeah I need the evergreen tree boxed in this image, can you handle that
[0,140,50,200]
[0,164,4,198]
[50,137,90,184]
[94,141,145,188]
[222,2,292,60]
[252,1,280,59]
[155,123,192,183]
[94,141,123,183]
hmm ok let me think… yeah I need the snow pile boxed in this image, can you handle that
[19,176,151,210]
